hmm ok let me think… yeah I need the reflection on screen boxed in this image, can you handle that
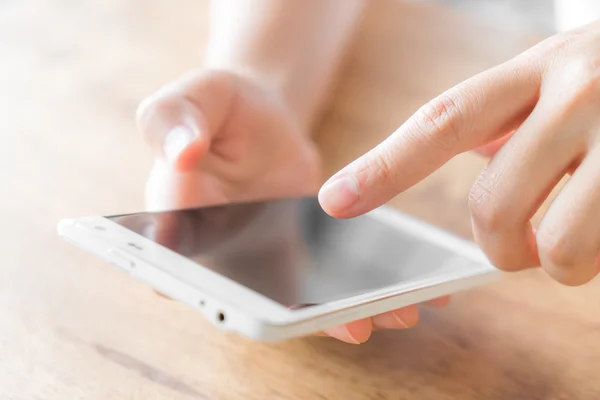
[109,198,459,309]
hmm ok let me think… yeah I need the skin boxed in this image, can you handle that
[138,0,444,344]
[320,21,600,288]
[139,0,600,343]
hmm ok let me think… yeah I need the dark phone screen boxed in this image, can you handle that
[108,197,458,309]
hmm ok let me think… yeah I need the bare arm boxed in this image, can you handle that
[203,0,366,131]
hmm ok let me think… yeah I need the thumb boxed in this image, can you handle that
[136,70,235,171]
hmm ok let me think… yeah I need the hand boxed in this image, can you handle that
[137,70,321,209]
[137,70,446,343]
[319,21,600,286]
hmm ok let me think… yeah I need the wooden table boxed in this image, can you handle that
[2,0,599,398]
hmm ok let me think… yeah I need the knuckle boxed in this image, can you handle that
[468,172,504,232]
[562,59,600,104]
[536,30,579,57]
[536,226,577,268]
[412,91,466,153]
[541,30,600,106]
[202,69,237,92]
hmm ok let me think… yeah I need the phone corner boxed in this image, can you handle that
[56,218,76,237]
[229,314,288,343]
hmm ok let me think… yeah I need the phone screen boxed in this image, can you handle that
[108,197,467,309]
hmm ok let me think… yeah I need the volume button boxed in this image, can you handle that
[107,249,137,273]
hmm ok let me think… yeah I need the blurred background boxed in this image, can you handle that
[436,0,555,33]
[2,0,600,399]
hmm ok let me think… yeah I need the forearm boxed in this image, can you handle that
[203,0,366,131]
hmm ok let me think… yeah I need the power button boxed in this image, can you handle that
[108,249,137,273]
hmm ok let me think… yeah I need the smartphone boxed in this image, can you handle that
[57,196,499,341]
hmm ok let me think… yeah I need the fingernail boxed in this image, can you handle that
[392,311,410,329]
[163,125,197,165]
[324,325,361,344]
[342,326,361,344]
[319,175,359,214]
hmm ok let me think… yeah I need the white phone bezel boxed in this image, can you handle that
[58,205,500,341]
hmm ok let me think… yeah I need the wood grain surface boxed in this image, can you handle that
[1,0,599,399]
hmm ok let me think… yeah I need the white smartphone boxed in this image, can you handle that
[58,196,499,341]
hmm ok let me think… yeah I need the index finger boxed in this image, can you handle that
[319,56,541,218]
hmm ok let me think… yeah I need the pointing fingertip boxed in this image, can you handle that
[318,175,360,216]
